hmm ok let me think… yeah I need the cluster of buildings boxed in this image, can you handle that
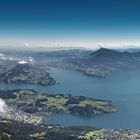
[100,129,140,139]
[0,106,42,125]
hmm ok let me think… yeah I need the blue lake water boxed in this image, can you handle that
[0,68,140,129]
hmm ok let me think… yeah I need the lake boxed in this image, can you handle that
[0,67,140,129]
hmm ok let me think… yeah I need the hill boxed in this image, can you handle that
[0,63,56,86]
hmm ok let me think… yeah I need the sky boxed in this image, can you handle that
[0,0,140,48]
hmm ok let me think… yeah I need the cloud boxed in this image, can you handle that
[24,43,30,47]
[18,60,28,64]
[0,98,7,113]
[99,42,104,48]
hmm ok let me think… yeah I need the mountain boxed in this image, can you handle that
[84,48,140,69]
[90,47,122,58]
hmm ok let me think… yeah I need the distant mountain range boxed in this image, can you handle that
[1,47,140,78]
[31,47,140,78]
